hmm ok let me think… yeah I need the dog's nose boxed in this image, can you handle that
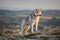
[39,15,41,16]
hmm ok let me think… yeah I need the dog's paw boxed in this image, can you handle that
[35,30,40,33]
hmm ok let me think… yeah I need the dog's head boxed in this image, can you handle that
[34,8,42,16]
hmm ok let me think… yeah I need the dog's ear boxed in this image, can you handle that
[40,9,42,12]
[35,8,42,13]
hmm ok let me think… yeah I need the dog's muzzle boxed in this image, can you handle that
[34,13,41,16]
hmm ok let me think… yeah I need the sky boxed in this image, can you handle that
[0,0,60,10]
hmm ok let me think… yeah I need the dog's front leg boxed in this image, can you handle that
[35,23,38,32]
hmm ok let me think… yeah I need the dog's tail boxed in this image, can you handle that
[21,19,26,33]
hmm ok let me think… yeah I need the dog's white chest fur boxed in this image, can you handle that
[32,16,40,25]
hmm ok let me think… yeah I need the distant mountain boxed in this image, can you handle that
[0,9,33,15]
[0,9,60,16]
[42,10,60,16]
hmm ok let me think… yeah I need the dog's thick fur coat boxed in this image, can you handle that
[21,8,42,34]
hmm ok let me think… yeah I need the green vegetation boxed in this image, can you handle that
[42,37,49,40]
[0,27,3,36]
[51,32,60,35]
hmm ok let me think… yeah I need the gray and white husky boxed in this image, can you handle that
[21,8,42,34]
